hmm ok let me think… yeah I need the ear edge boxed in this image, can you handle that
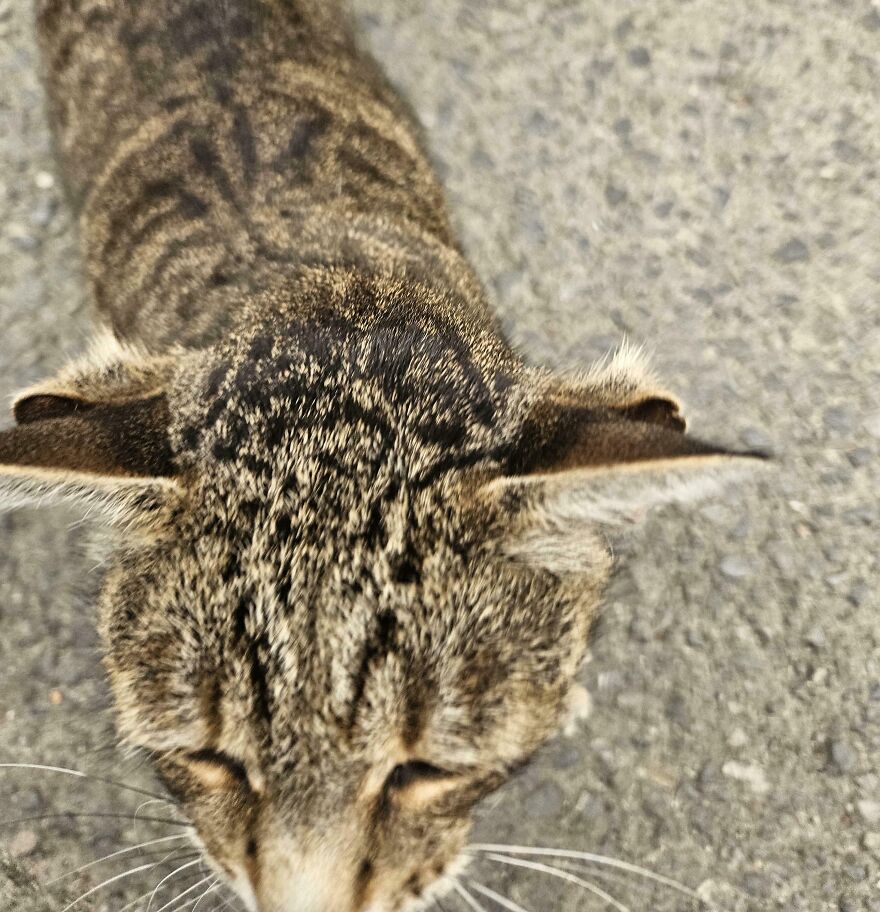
[10,328,180,421]
[0,465,185,527]
[619,396,687,432]
[507,406,763,477]
[12,384,172,425]
[487,448,769,494]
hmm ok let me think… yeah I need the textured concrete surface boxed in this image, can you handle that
[1,1,879,911]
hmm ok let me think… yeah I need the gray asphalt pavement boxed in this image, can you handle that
[1,1,879,910]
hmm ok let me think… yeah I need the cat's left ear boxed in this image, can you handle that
[482,378,768,573]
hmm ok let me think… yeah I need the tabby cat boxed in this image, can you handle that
[0,1,759,910]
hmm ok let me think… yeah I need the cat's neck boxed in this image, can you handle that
[40,0,475,349]
[88,206,497,352]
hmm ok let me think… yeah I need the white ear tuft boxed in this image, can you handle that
[584,338,658,389]
[12,328,179,410]
[554,339,676,411]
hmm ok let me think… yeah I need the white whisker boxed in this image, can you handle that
[191,878,220,912]
[116,876,182,912]
[203,889,239,912]
[552,859,672,898]
[468,843,698,899]
[135,799,176,820]
[59,861,160,912]
[466,879,533,912]
[202,899,238,912]
[1,809,188,829]
[451,881,488,912]
[0,762,166,802]
[117,886,159,912]
[107,854,201,912]
[483,853,630,912]
[48,834,192,884]
[154,875,216,912]
[146,859,203,912]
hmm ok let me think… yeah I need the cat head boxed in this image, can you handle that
[0,276,763,912]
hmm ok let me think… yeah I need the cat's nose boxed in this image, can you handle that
[252,847,357,912]
[256,889,354,912]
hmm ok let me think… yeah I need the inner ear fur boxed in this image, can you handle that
[505,396,736,478]
[619,396,686,431]
[14,393,95,424]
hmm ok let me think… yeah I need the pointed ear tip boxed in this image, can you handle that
[748,448,774,462]
[665,441,775,475]
[693,446,775,481]
[718,446,774,462]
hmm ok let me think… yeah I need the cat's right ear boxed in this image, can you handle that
[0,392,182,525]
[0,341,184,525]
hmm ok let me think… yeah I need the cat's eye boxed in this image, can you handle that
[185,748,251,790]
[384,760,450,791]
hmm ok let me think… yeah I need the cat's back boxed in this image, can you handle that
[37,0,472,348]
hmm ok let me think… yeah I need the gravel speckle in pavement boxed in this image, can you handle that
[721,760,771,796]
[772,238,811,264]
[829,739,858,775]
[719,555,753,580]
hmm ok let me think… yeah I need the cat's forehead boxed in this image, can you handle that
[114,497,575,773]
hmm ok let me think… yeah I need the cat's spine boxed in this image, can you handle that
[37,1,357,207]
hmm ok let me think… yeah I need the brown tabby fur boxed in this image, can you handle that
[0,2,760,910]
